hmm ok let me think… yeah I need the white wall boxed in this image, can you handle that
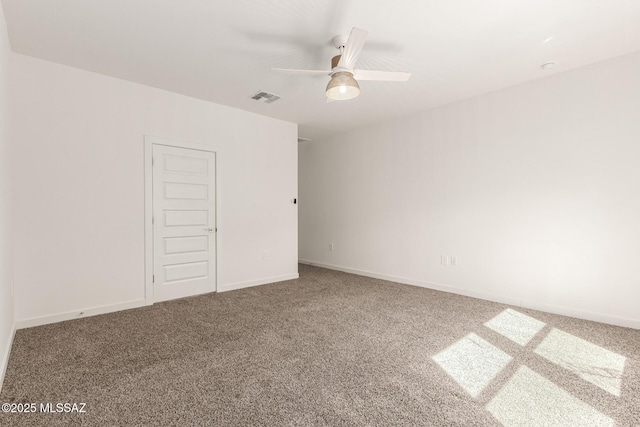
[11,54,298,326]
[300,52,640,329]
[0,3,15,389]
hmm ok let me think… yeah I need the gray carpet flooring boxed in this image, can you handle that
[1,264,638,426]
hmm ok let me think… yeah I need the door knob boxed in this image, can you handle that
[204,227,215,233]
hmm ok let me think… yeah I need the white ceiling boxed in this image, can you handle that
[3,0,640,141]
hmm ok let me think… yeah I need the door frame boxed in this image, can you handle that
[144,135,218,305]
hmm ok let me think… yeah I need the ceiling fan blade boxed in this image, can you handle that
[271,68,329,76]
[337,27,368,71]
[353,70,411,81]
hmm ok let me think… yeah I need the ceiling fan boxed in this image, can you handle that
[272,28,411,101]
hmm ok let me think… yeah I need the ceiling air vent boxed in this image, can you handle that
[251,91,280,104]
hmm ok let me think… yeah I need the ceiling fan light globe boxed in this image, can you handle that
[326,72,360,100]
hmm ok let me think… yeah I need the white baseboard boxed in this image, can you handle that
[516,300,639,330]
[219,273,299,293]
[299,259,640,330]
[16,299,150,330]
[15,272,302,329]
[0,322,16,394]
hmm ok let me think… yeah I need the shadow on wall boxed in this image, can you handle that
[433,308,626,426]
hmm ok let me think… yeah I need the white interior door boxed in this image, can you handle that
[152,144,216,302]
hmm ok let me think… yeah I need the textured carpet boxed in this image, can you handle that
[1,264,639,426]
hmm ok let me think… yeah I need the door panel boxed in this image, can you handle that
[164,183,208,200]
[164,236,208,254]
[153,144,216,302]
[164,210,208,227]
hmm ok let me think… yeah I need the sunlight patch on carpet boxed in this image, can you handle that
[433,333,512,398]
[484,308,546,346]
[487,365,614,426]
[534,328,626,396]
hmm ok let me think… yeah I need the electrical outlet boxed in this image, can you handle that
[262,251,269,261]
[451,256,458,266]
[329,243,334,251]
